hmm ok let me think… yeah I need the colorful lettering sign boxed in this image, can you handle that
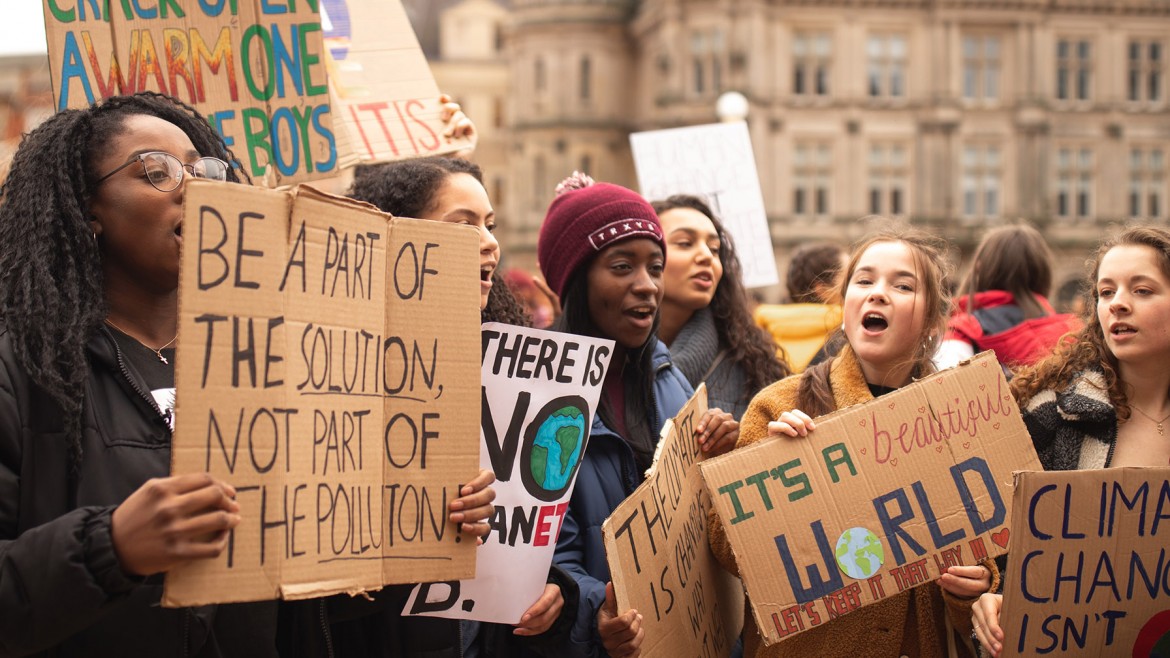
[323,0,475,167]
[701,352,1043,645]
[42,0,337,185]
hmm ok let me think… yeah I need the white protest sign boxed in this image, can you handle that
[404,323,614,623]
[630,122,778,289]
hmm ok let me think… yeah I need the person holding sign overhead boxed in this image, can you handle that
[970,226,1170,657]
[537,173,740,658]
[709,226,999,658]
[0,92,495,658]
[651,194,791,420]
[345,155,576,657]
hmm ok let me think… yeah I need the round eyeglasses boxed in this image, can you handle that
[94,151,230,192]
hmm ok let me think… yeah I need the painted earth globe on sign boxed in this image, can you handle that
[835,527,885,580]
[529,405,587,493]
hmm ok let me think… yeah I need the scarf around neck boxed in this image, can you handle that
[669,307,721,387]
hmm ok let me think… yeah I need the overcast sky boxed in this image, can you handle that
[1,2,48,56]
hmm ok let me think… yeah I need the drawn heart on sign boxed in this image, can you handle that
[918,406,926,413]
[889,458,899,467]
[982,361,989,368]
[859,419,867,427]
[993,423,1001,430]
[935,445,944,453]
[1003,395,1011,402]
[991,528,1010,549]
[888,402,896,410]
[859,447,867,455]
[962,442,971,449]
[979,384,986,391]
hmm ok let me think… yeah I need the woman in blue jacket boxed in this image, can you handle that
[537,174,739,658]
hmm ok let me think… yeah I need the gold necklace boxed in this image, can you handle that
[1130,403,1170,436]
[104,318,178,365]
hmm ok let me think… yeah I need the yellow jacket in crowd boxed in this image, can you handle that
[753,303,842,373]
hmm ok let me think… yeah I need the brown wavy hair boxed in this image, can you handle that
[787,242,847,304]
[961,224,1053,319]
[796,224,952,417]
[651,195,791,402]
[1010,226,1170,419]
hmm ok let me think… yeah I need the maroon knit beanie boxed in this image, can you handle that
[537,173,666,299]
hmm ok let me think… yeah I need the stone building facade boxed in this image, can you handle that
[425,0,1170,298]
[3,2,1167,297]
[0,54,54,180]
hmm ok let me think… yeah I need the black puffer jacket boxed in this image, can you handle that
[0,324,577,657]
[0,326,278,657]
[278,559,580,657]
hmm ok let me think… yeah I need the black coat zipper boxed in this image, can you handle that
[181,610,190,658]
[318,599,335,658]
[103,326,170,425]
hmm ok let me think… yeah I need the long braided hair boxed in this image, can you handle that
[0,92,246,472]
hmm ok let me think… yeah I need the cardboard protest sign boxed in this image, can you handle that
[42,0,338,186]
[1000,468,1170,657]
[163,180,481,606]
[603,385,745,658]
[322,0,475,167]
[630,122,778,289]
[701,352,1043,645]
[403,323,614,623]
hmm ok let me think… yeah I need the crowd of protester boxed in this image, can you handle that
[1,91,1164,658]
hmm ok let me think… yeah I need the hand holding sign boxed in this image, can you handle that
[767,408,816,437]
[599,582,644,658]
[449,468,496,539]
[439,94,477,152]
[696,408,739,456]
[972,592,1005,657]
[112,473,241,576]
[513,583,564,637]
[939,563,992,600]
[602,386,743,658]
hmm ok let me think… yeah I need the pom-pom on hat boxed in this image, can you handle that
[537,172,666,299]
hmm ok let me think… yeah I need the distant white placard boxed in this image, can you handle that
[631,122,778,289]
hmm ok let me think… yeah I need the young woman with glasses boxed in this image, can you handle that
[0,92,494,657]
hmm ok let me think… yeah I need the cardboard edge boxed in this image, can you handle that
[279,580,382,601]
[698,462,777,646]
